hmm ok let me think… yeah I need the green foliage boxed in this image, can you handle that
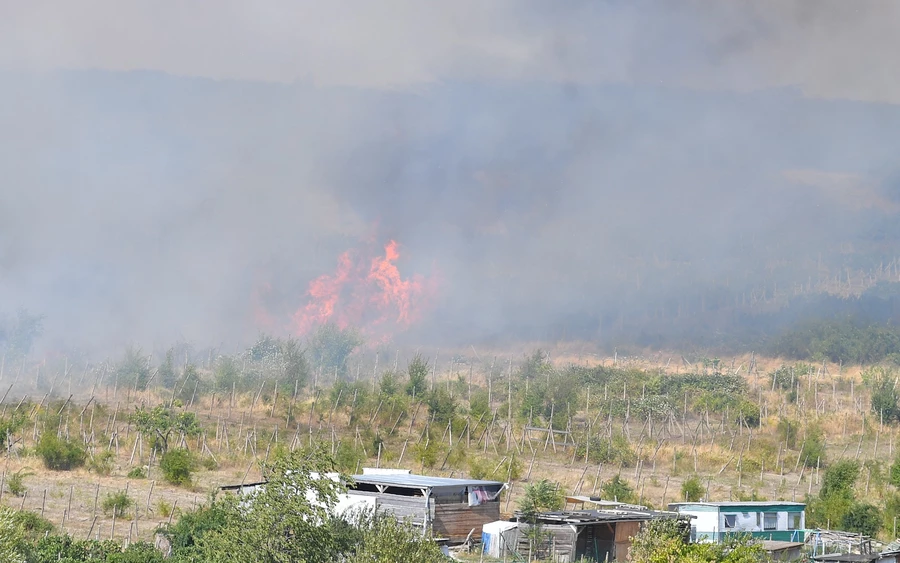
[799,425,827,468]
[867,367,900,422]
[600,475,638,504]
[468,388,490,421]
[116,347,151,391]
[0,413,26,450]
[191,443,347,563]
[343,509,448,563]
[681,476,704,502]
[405,355,429,397]
[35,432,86,471]
[769,319,900,365]
[13,510,53,538]
[577,432,637,467]
[518,479,564,521]
[101,490,134,518]
[630,517,765,563]
[378,371,399,397]
[843,502,882,537]
[820,460,859,499]
[158,501,228,558]
[334,441,366,473]
[425,387,457,427]
[88,450,115,476]
[130,404,201,455]
[213,356,242,394]
[28,535,124,562]
[309,323,363,378]
[127,467,147,479]
[889,457,900,488]
[160,449,193,486]
[519,350,553,382]
[777,418,799,449]
[809,460,860,530]
[0,506,25,563]
[7,468,32,497]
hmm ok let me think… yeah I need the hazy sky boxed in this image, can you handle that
[2,1,900,355]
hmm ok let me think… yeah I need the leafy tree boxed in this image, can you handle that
[425,387,457,427]
[115,347,150,391]
[681,476,704,502]
[843,502,882,537]
[869,367,900,422]
[777,418,799,449]
[799,424,827,468]
[378,371,399,397]
[518,479,564,522]
[192,443,348,563]
[101,490,134,518]
[158,348,178,390]
[601,475,638,504]
[130,404,201,454]
[808,460,860,529]
[309,323,363,379]
[405,355,429,397]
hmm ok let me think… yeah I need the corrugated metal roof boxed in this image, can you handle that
[351,473,504,489]
[525,509,681,524]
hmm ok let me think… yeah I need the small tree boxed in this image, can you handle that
[405,355,429,397]
[130,404,201,455]
[518,479,564,521]
[601,475,638,504]
[681,476,704,502]
[843,502,882,537]
[160,449,194,486]
[102,490,135,518]
[309,323,363,378]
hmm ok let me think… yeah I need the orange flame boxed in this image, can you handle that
[286,239,434,338]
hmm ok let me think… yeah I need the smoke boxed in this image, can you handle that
[1,2,900,355]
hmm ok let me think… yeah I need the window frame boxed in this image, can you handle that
[763,512,778,531]
[723,514,737,529]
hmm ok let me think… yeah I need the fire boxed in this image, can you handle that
[288,239,434,337]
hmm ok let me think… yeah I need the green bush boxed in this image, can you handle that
[843,502,882,537]
[12,510,53,537]
[101,490,134,518]
[681,476,704,502]
[127,467,147,479]
[600,475,637,504]
[35,432,86,471]
[6,469,31,497]
[88,450,115,476]
[160,449,193,486]
[799,426,827,468]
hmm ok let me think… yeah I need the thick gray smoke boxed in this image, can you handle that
[1,1,900,355]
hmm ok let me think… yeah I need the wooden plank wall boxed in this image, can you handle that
[614,521,641,562]
[351,491,428,526]
[433,502,500,542]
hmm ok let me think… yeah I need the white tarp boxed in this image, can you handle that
[482,521,517,557]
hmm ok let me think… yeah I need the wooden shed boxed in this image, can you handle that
[349,472,506,543]
[501,509,684,562]
[219,470,506,544]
